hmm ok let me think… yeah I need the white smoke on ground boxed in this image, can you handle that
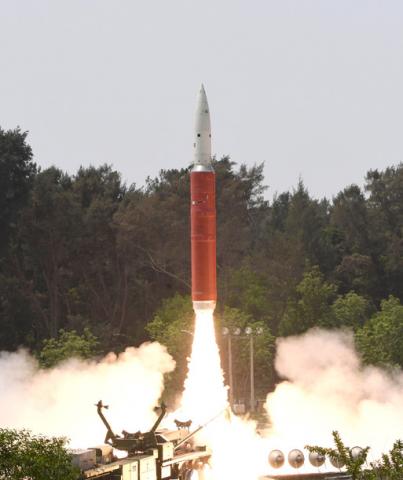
[0,343,175,448]
[1,322,403,477]
[265,328,403,462]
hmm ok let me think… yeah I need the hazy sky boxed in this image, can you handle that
[1,1,403,199]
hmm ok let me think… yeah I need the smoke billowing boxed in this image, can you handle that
[1,325,402,474]
[265,328,403,460]
[0,343,175,447]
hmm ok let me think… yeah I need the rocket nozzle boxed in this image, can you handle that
[192,300,216,314]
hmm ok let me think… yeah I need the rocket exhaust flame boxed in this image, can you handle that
[178,310,273,480]
[179,309,227,425]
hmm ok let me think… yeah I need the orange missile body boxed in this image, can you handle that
[191,169,217,309]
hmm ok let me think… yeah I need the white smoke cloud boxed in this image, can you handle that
[265,328,403,462]
[1,324,402,476]
[0,342,175,448]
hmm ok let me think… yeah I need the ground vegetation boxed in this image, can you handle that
[0,428,78,480]
[307,431,403,479]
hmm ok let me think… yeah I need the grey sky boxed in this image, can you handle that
[1,0,403,199]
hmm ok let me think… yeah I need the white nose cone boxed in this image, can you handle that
[193,84,212,167]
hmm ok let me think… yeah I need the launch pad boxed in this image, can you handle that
[76,452,353,480]
[70,400,354,480]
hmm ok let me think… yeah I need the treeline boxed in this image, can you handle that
[1,127,403,391]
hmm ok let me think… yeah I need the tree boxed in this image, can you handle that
[38,328,99,368]
[0,128,38,350]
[331,292,372,330]
[215,159,268,303]
[365,164,403,300]
[115,168,191,343]
[329,184,375,300]
[0,428,78,480]
[335,253,378,298]
[330,184,370,255]
[372,440,403,479]
[306,431,371,480]
[13,167,81,339]
[254,183,335,333]
[224,265,271,324]
[366,165,403,237]
[356,296,403,368]
[146,294,194,396]
[5,165,129,350]
[279,267,337,336]
[0,127,37,254]
[307,432,403,480]
[259,181,335,277]
[67,165,130,345]
[0,273,38,350]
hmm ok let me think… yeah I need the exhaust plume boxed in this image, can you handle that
[265,328,403,461]
[0,343,175,447]
[179,309,227,424]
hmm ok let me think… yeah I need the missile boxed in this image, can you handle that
[190,85,217,313]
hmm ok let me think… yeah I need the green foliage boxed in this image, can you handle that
[0,127,37,253]
[0,273,37,349]
[356,296,403,367]
[279,267,337,335]
[0,428,78,480]
[330,185,370,255]
[146,294,194,395]
[365,166,403,300]
[331,292,373,330]
[335,253,378,299]
[0,163,130,349]
[146,294,193,357]
[371,439,403,479]
[38,328,99,368]
[307,432,403,480]
[225,266,271,323]
[306,431,371,480]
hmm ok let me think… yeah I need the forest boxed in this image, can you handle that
[1,127,403,401]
